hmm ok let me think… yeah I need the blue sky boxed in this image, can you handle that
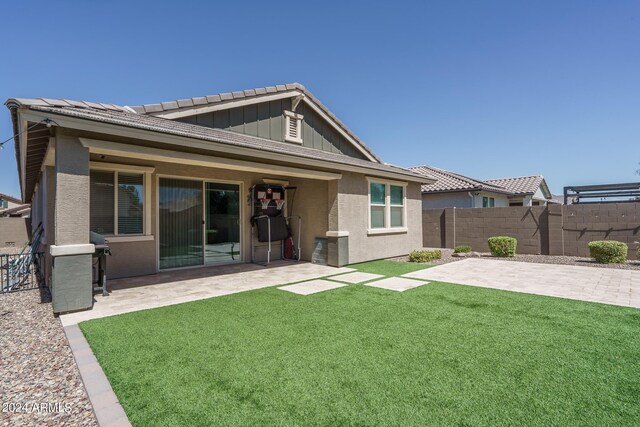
[1,0,639,197]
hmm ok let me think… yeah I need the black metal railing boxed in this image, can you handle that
[0,252,44,293]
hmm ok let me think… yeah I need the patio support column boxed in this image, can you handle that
[326,179,349,267]
[50,134,94,313]
[43,166,56,287]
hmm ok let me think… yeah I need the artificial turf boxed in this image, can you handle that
[80,260,640,426]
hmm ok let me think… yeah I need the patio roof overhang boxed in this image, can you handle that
[79,137,343,181]
[13,107,431,202]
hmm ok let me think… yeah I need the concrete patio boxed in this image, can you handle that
[60,261,353,326]
[403,258,640,308]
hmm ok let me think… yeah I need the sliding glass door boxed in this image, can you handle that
[159,178,241,270]
[205,183,241,265]
[159,178,203,269]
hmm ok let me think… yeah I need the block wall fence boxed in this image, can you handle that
[422,203,640,260]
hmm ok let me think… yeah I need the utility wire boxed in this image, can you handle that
[0,119,55,150]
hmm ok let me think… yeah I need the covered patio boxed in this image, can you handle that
[60,261,353,326]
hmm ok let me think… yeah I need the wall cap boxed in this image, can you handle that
[50,244,95,257]
[326,231,349,237]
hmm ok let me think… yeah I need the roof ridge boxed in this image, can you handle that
[486,175,543,181]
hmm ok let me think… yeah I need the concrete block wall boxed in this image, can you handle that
[423,203,640,259]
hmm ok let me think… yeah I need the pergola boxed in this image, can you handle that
[564,182,640,204]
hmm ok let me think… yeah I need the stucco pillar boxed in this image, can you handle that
[326,179,349,266]
[50,135,94,313]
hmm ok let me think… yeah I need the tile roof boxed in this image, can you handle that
[0,192,22,204]
[0,204,30,217]
[484,176,545,195]
[409,166,512,194]
[7,100,428,182]
[128,83,381,162]
[410,166,550,197]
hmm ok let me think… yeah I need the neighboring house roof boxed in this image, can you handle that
[410,166,552,199]
[409,166,512,195]
[484,176,548,196]
[127,83,381,163]
[0,203,30,217]
[0,192,22,204]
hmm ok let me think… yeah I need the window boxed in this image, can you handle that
[482,196,495,208]
[90,170,145,236]
[283,110,303,144]
[1,200,7,209]
[370,183,386,228]
[368,179,407,232]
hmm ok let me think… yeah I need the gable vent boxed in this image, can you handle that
[283,110,303,144]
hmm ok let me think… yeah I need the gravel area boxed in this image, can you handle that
[0,290,97,426]
[394,249,640,270]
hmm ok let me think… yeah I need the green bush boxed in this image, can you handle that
[588,240,628,264]
[409,250,442,263]
[454,245,472,254]
[487,236,517,257]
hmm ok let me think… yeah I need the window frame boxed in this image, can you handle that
[366,177,408,235]
[89,162,154,242]
[482,196,495,208]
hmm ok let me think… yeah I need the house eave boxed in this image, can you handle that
[17,109,428,185]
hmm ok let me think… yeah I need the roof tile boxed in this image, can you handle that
[142,104,163,113]
[160,101,179,110]
[410,166,511,194]
[485,176,544,195]
[176,99,194,108]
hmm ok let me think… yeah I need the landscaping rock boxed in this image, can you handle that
[0,290,97,426]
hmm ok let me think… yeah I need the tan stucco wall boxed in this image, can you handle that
[107,240,157,279]
[0,217,29,248]
[37,140,420,280]
[287,177,328,261]
[336,173,423,264]
[90,156,330,277]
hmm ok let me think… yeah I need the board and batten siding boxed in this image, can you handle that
[175,99,369,160]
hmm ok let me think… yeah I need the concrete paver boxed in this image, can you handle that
[60,262,353,326]
[278,279,347,295]
[364,277,429,292]
[329,272,385,283]
[403,258,640,308]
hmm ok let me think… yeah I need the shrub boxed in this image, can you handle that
[588,240,628,264]
[487,236,517,257]
[454,245,472,254]
[409,250,442,263]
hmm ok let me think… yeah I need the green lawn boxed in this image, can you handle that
[80,260,640,426]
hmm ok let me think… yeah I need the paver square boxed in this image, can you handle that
[329,271,385,284]
[364,277,428,292]
[278,279,347,295]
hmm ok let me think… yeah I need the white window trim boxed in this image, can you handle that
[366,177,408,235]
[283,110,304,144]
[90,163,154,239]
